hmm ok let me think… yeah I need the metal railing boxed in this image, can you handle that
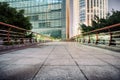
[0,22,52,51]
[74,23,120,47]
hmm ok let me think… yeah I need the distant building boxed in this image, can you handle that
[79,0,108,26]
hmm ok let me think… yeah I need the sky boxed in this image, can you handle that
[109,0,120,12]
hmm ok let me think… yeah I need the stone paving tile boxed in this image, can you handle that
[76,44,114,55]
[0,52,49,59]
[115,66,120,69]
[70,54,82,59]
[0,64,40,80]
[79,65,120,80]
[92,54,117,59]
[0,58,17,65]
[75,58,109,66]
[14,49,51,55]
[0,57,13,61]
[44,59,76,66]
[48,54,72,59]
[0,64,8,69]
[8,54,48,60]
[34,66,87,80]
[17,54,48,59]
[102,58,120,66]
[78,55,95,59]
[109,54,120,59]
[12,58,44,65]
[51,52,68,55]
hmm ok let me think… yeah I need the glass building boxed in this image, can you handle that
[0,0,67,39]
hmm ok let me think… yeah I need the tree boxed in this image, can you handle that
[79,10,120,33]
[107,10,120,25]
[79,24,93,33]
[91,10,120,30]
[0,2,32,32]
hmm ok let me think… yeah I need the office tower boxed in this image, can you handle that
[79,0,108,26]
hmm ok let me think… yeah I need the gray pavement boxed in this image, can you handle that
[0,42,120,80]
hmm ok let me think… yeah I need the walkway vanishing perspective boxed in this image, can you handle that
[0,42,120,80]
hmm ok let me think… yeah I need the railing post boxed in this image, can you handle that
[88,34,90,43]
[83,35,85,43]
[109,29,112,46]
[96,32,98,44]
[77,37,79,42]
[29,38,32,43]
[7,27,11,44]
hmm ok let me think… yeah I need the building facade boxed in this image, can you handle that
[79,0,108,26]
[0,0,68,39]
[69,0,80,37]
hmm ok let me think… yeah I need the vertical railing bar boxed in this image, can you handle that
[7,27,11,44]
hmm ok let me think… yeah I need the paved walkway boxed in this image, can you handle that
[0,42,120,80]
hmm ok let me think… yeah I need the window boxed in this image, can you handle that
[30,15,38,21]
[39,22,50,28]
[39,23,46,28]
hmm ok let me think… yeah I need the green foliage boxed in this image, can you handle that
[79,24,93,33]
[107,10,120,25]
[79,10,120,33]
[25,32,34,38]
[0,2,32,31]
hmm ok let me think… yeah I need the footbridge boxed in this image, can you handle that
[0,22,120,80]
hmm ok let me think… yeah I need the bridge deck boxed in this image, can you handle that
[0,42,120,80]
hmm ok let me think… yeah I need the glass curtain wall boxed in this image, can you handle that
[0,0,66,39]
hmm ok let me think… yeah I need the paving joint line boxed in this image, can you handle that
[31,45,56,80]
[42,65,117,66]
[64,46,89,80]
[92,55,120,70]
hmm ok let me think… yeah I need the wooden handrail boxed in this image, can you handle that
[71,23,120,38]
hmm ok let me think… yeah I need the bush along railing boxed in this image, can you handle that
[75,23,120,48]
[0,22,52,51]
